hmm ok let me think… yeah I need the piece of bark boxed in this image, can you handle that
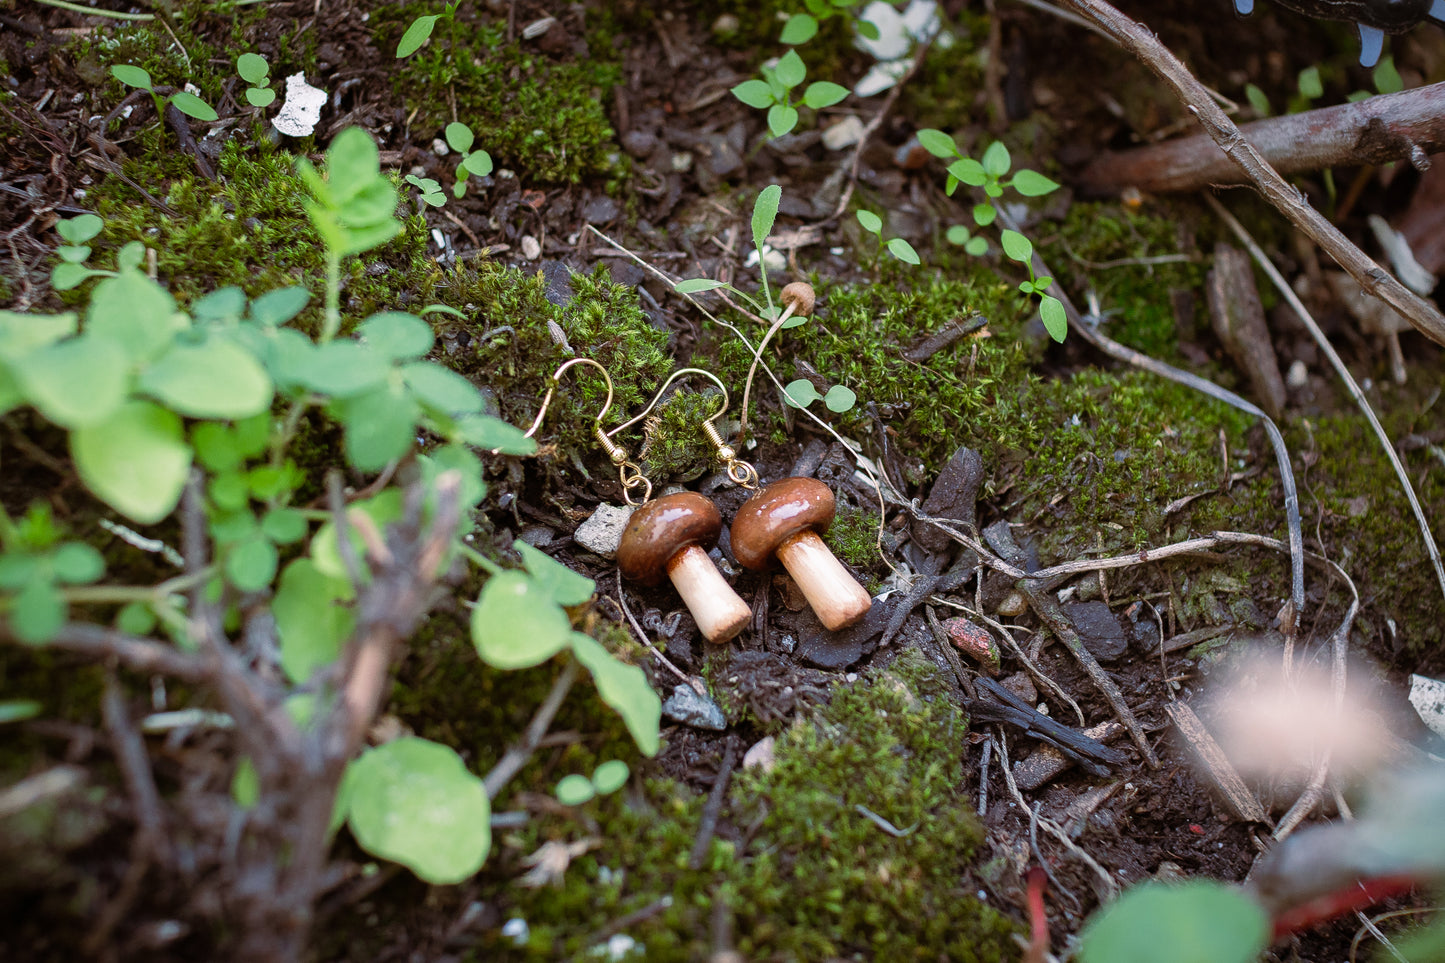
[913,446,984,557]
[1013,721,1125,791]
[1077,81,1445,196]
[1207,243,1287,420]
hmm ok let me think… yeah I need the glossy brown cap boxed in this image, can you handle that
[730,477,835,570]
[780,281,815,317]
[617,492,722,586]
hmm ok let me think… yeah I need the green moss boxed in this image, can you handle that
[826,503,883,573]
[377,5,623,184]
[636,387,728,484]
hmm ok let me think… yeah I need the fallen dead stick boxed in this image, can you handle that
[1078,81,1445,195]
[1055,0,1445,346]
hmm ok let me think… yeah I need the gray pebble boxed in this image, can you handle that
[662,684,727,730]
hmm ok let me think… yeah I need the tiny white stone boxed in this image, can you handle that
[522,16,556,39]
[432,138,449,156]
[521,235,542,260]
[605,934,637,959]
[272,73,326,137]
[821,115,866,151]
[574,503,635,558]
[1286,359,1308,389]
[431,228,446,248]
[1409,674,1445,739]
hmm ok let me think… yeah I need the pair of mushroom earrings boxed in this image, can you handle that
[523,358,872,644]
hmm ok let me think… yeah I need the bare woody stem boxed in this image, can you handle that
[1057,0,1445,346]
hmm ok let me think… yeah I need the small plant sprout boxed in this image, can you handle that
[443,122,493,198]
[855,209,921,265]
[236,53,275,108]
[780,0,885,46]
[554,760,630,806]
[405,174,447,208]
[50,214,112,291]
[110,64,218,124]
[731,49,850,138]
[396,2,458,58]
[784,379,857,413]
[1000,229,1068,343]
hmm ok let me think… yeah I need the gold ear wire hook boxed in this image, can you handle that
[610,368,758,489]
[525,358,652,504]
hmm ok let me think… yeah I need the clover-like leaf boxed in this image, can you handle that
[86,269,186,365]
[444,121,474,154]
[1078,881,1267,963]
[766,103,799,138]
[569,632,661,757]
[139,337,273,419]
[454,414,536,455]
[248,286,312,327]
[591,760,629,795]
[471,570,574,669]
[70,400,191,524]
[11,579,65,645]
[823,384,857,412]
[555,774,596,806]
[51,542,104,585]
[402,361,483,415]
[515,540,595,607]
[225,534,278,593]
[783,378,820,408]
[345,738,491,884]
[460,150,493,177]
[335,383,420,471]
[274,557,354,683]
[302,340,391,397]
[236,53,270,84]
[18,334,130,428]
[57,214,103,245]
[246,88,276,108]
[359,311,433,361]
[191,286,247,323]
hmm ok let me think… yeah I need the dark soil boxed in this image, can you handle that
[2,0,1443,960]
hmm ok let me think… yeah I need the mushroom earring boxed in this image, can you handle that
[599,369,752,645]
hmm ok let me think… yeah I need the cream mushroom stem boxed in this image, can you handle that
[773,530,872,632]
[665,545,751,644]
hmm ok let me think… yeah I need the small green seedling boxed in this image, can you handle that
[405,174,447,208]
[396,2,458,58]
[110,64,218,124]
[443,122,493,198]
[780,0,885,45]
[731,49,849,138]
[554,760,631,806]
[50,214,112,291]
[855,209,920,266]
[784,379,856,413]
[916,130,1066,342]
[236,53,275,108]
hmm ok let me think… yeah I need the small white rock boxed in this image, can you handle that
[573,504,635,558]
[522,16,556,39]
[821,115,866,151]
[272,73,326,137]
[502,918,529,945]
[431,137,449,156]
[521,235,542,260]
[1410,674,1445,740]
[743,735,777,773]
[1286,359,1308,389]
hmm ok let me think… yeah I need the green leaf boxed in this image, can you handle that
[454,414,536,454]
[1244,83,1271,117]
[418,444,486,509]
[981,140,1012,177]
[169,91,217,122]
[972,203,997,227]
[766,103,799,138]
[803,81,848,109]
[947,157,987,187]
[10,579,65,644]
[1040,295,1068,343]
[396,15,440,57]
[945,225,972,246]
[275,558,354,683]
[783,378,820,408]
[50,263,105,291]
[915,128,959,158]
[232,756,259,809]
[139,337,273,419]
[999,229,1033,264]
[192,423,238,472]
[248,286,311,327]
[0,553,36,590]
[514,540,595,606]
[823,384,857,412]
[460,150,493,177]
[345,738,491,884]
[57,214,103,244]
[591,760,629,794]
[246,465,289,501]
[117,241,145,272]
[70,400,190,524]
[226,535,278,593]
[115,601,156,635]
[232,411,270,457]
[444,121,474,154]
[56,245,91,264]
[964,236,989,256]
[855,209,882,235]
[335,384,420,471]
[886,237,920,265]
[674,278,728,294]
[470,571,573,669]
[774,49,807,88]
[302,340,391,397]
[569,632,661,757]
[236,52,269,84]
[1010,169,1061,197]
[402,361,483,415]
[1078,881,1268,963]
[359,311,433,361]
[555,774,595,806]
[52,542,104,584]
[192,286,247,323]
[1373,55,1403,94]
[246,87,276,108]
[780,13,819,44]
[0,699,43,724]
[260,507,309,544]
[209,473,251,514]
[111,64,152,90]
[752,184,782,254]
[856,18,880,40]
[731,79,776,109]
[0,310,77,357]
[17,334,130,428]
[1297,65,1323,100]
[86,269,185,365]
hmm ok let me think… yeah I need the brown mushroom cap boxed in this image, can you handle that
[730,477,835,570]
[779,281,816,318]
[617,492,722,586]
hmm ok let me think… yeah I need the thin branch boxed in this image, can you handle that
[1,622,215,681]
[1056,0,1445,345]
[483,660,582,800]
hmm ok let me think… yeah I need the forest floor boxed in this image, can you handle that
[2,0,1444,960]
